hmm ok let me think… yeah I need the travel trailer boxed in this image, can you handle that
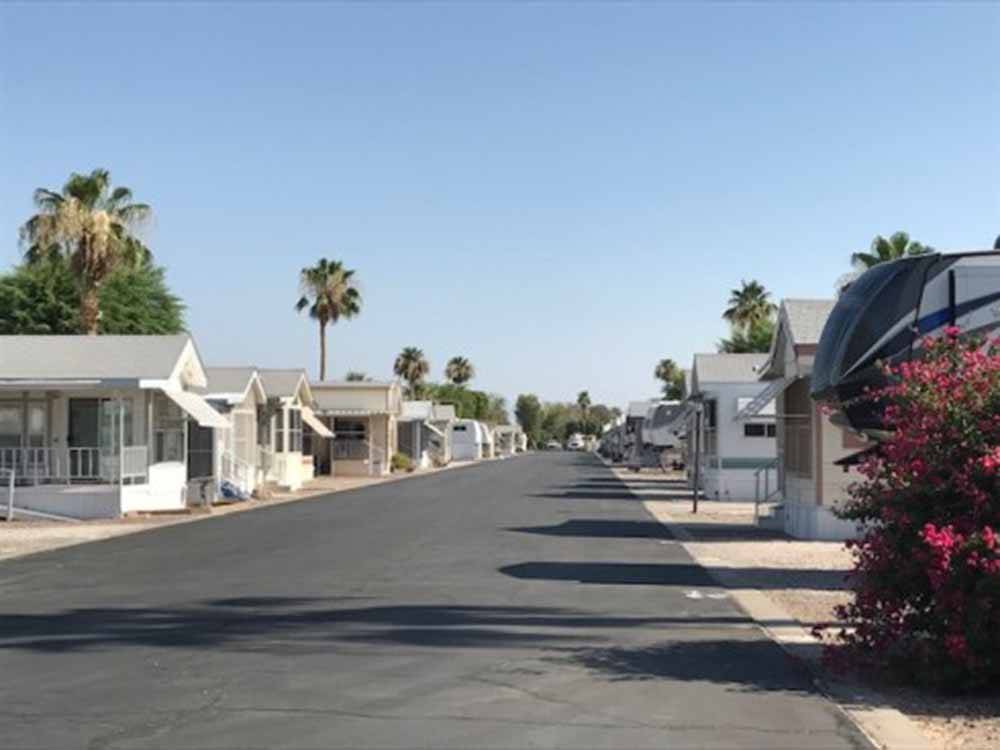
[450,419,489,461]
[812,250,1000,435]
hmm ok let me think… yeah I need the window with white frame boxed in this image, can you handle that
[153,392,185,462]
[743,423,776,438]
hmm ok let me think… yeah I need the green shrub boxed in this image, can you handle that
[391,452,414,473]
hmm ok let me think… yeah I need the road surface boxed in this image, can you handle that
[0,452,870,749]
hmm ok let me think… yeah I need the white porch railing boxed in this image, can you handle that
[753,457,782,524]
[121,446,149,481]
[0,446,149,485]
[220,451,253,497]
[3,468,13,522]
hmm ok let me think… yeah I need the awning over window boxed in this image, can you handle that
[733,377,791,421]
[162,389,230,429]
[301,406,334,438]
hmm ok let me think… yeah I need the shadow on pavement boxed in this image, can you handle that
[508,519,673,540]
[558,639,820,692]
[500,561,847,591]
[0,602,758,654]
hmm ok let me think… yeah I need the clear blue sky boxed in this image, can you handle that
[1,2,997,411]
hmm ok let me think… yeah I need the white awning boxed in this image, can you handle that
[733,377,791,421]
[423,421,446,439]
[301,406,334,438]
[162,389,230,429]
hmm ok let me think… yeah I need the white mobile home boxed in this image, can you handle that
[0,335,229,519]
[493,425,523,457]
[257,369,330,491]
[398,400,452,468]
[309,380,402,477]
[758,299,867,540]
[198,367,267,498]
[686,353,777,501]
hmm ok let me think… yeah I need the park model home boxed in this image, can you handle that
[757,299,867,540]
[257,369,331,491]
[309,380,401,477]
[198,367,267,498]
[398,400,455,468]
[0,335,229,519]
[686,353,777,501]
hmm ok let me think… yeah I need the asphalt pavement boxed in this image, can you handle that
[0,451,871,749]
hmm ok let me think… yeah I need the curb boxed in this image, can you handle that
[603,463,930,750]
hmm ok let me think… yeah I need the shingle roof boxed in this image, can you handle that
[693,353,769,383]
[782,299,835,346]
[0,335,191,381]
[258,369,307,398]
[202,367,257,396]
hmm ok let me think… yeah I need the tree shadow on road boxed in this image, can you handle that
[555,639,820,693]
[500,561,847,591]
[508,519,674,540]
[0,601,759,654]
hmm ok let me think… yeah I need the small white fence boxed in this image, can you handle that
[220,451,253,497]
[753,457,781,524]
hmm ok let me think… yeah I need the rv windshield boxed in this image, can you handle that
[812,261,911,399]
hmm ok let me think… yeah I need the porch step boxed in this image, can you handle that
[756,503,785,531]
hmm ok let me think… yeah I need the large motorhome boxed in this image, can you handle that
[812,250,1000,436]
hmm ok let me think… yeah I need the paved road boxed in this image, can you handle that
[0,453,870,749]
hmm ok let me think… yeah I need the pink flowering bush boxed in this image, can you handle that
[826,329,1000,691]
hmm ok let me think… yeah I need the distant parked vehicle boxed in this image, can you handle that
[566,433,585,451]
[545,440,562,450]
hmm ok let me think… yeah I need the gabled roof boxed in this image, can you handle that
[692,353,769,385]
[201,367,266,404]
[259,369,310,401]
[783,299,836,346]
[0,334,198,384]
[432,403,457,422]
[627,400,661,419]
[760,298,837,380]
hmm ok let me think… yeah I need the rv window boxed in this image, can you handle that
[453,425,467,432]
[744,423,766,437]
[767,424,776,438]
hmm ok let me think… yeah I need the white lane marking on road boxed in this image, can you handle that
[685,589,729,600]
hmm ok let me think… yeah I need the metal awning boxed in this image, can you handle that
[162,389,230,429]
[314,408,388,417]
[733,377,791,421]
[301,406,334,438]
[423,421,446,439]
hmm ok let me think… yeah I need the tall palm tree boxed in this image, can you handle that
[445,356,475,385]
[654,358,685,399]
[722,279,776,332]
[851,231,932,269]
[19,168,151,334]
[295,259,361,381]
[393,347,429,398]
[576,390,592,430]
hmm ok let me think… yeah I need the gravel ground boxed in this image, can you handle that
[610,465,1000,750]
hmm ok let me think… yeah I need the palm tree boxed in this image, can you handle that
[19,168,151,334]
[576,390,591,428]
[445,356,475,385]
[851,231,932,269]
[722,280,776,332]
[654,358,685,399]
[295,259,361,381]
[393,347,429,398]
